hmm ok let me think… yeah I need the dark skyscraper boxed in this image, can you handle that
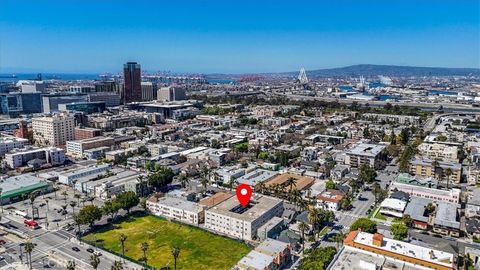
[123,62,142,103]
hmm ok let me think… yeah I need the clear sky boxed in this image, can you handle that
[0,0,479,74]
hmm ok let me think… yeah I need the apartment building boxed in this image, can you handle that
[74,127,102,140]
[316,189,344,211]
[331,231,456,270]
[345,142,386,169]
[66,136,114,157]
[390,181,461,203]
[205,195,283,241]
[57,164,111,185]
[418,143,458,161]
[0,137,28,156]
[409,158,462,183]
[5,147,65,169]
[362,113,421,125]
[237,239,292,270]
[32,114,75,147]
[147,195,205,225]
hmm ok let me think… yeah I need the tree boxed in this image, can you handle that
[172,246,180,270]
[178,174,189,188]
[350,218,377,233]
[111,260,123,270]
[69,201,77,215]
[28,191,39,219]
[102,200,121,221]
[78,205,103,228]
[116,191,139,215]
[358,165,377,184]
[432,160,441,180]
[424,203,435,215]
[298,246,337,270]
[298,221,310,251]
[391,222,408,240]
[330,231,345,249]
[285,177,297,193]
[390,129,396,145]
[325,179,336,190]
[72,214,82,236]
[445,168,452,188]
[119,233,127,258]
[200,176,209,194]
[62,191,68,203]
[90,254,100,270]
[145,161,152,172]
[400,128,410,145]
[24,241,35,269]
[140,242,149,263]
[66,260,76,270]
[340,196,352,210]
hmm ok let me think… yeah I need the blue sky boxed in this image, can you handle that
[0,0,479,73]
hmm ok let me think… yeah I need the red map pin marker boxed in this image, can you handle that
[236,184,252,207]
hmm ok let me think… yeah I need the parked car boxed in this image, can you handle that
[71,247,80,252]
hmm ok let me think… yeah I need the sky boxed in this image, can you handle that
[0,0,479,74]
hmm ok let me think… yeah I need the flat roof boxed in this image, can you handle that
[265,173,314,191]
[153,196,204,213]
[404,197,431,222]
[207,195,282,222]
[237,250,272,269]
[236,169,278,187]
[256,238,288,255]
[347,143,386,157]
[198,192,233,207]
[0,174,49,199]
[434,202,460,229]
[330,247,422,270]
[350,231,455,268]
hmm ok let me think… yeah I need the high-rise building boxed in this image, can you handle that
[0,93,43,117]
[32,114,75,147]
[123,62,142,103]
[141,82,156,101]
[157,86,186,102]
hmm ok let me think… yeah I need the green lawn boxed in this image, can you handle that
[374,210,387,221]
[82,214,251,270]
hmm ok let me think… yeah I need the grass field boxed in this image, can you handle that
[82,214,252,270]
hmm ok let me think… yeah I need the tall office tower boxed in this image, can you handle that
[141,82,156,101]
[123,62,142,103]
[32,114,75,147]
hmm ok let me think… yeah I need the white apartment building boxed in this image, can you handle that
[390,182,461,203]
[345,142,386,169]
[32,114,75,147]
[0,137,28,156]
[418,143,458,161]
[66,136,114,157]
[204,195,283,241]
[5,147,65,169]
[147,196,205,225]
[57,164,111,185]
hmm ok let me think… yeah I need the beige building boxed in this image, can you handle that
[418,143,458,161]
[66,136,114,157]
[147,195,205,225]
[204,195,283,241]
[32,114,75,147]
[409,158,462,184]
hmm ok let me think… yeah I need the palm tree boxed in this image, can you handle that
[445,168,452,188]
[90,254,100,270]
[24,241,35,269]
[171,246,180,270]
[111,260,123,270]
[200,176,208,194]
[0,187,3,213]
[298,221,310,251]
[66,260,76,270]
[28,192,37,219]
[431,160,441,180]
[178,174,189,188]
[285,177,297,193]
[332,231,345,249]
[119,233,127,258]
[228,178,237,191]
[61,191,68,203]
[257,181,266,194]
[307,208,321,234]
[73,214,82,237]
[69,201,77,215]
[140,242,149,263]
[74,194,82,206]
[44,198,49,211]
[61,205,68,219]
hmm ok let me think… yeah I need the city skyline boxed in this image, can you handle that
[1,0,479,73]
